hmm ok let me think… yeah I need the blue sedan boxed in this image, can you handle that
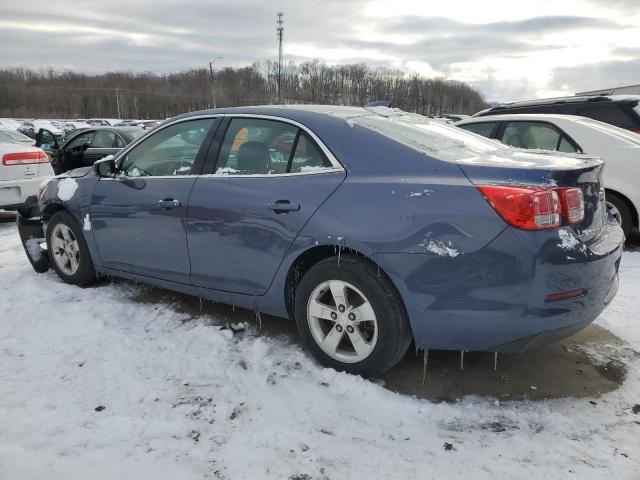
[18,105,624,377]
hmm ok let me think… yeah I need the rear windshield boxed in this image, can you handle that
[575,117,640,146]
[351,112,507,161]
[575,104,637,130]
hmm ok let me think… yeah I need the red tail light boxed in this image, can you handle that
[558,187,584,224]
[477,186,560,230]
[634,130,640,134]
[2,150,49,166]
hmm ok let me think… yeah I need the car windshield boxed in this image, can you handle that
[351,112,508,161]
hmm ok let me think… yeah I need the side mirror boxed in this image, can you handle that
[94,156,116,177]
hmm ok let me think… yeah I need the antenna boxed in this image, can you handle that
[277,11,284,104]
[608,81,623,96]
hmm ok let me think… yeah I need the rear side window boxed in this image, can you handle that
[215,118,332,175]
[576,105,635,130]
[499,121,577,153]
[458,122,496,138]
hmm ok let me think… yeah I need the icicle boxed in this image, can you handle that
[494,352,498,371]
[199,297,203,312]
[232,304,235,312]
[422,349,429,385]
[255,310,262,331]
[460,350,464,370]
[337,244,342,267]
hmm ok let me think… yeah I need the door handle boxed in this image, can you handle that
[158,198,181,210]
[268,199,300,214]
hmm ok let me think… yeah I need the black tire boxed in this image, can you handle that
[294,255,412,378]
[46,210,97,286]
[606,192,633,239]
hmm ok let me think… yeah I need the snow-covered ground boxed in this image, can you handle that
[0,221,638,480]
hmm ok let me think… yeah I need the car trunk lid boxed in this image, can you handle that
[456,149,606,243]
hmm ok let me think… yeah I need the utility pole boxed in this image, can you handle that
[277,11,284,104]
[209,56,223,108]
[115,88,121,118]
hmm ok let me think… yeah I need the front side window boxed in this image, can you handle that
[66,131,96,150]
[458,122,496,138]
[120,118,214,177]
[91,130,117,148]
[215,118,332,175]
[500,122,576,152]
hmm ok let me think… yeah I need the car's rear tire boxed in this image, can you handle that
[606,192,633,239]
[46,210,97,286]
[294,255,412,378]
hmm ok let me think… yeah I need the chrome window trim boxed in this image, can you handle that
[112,113,345,176]
[99,168,343,181]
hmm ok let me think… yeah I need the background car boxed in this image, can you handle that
[18,120,63,140]
[36,126,145,174]
[473,95,640,133]
[17,106,623,378]
[115,120,160,130]
[86,118,122,127]
[0,128,35,145]
[0,143,53,210]
[456,113,640,237]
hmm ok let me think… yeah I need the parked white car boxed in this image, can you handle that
[456,114,640,236]
[0,144,53,210]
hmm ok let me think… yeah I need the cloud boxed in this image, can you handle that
[550,59,640,93]
[0,0,638,102]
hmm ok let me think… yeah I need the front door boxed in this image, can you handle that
[91,118,218,284]
[187,117,345,295]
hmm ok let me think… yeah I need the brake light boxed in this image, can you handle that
[2,150,49,166]
[477,186,561,230]
[634,130,640,135]
[558,187,585,224]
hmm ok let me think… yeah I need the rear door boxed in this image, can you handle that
[187,116,346,295]
[91,118,218,284]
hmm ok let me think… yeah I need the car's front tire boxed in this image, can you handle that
[294,255,412,378]
[46,210,96,286]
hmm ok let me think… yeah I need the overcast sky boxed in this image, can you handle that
[1,0,638,102]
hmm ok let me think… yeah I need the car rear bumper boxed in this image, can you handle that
[374,220,624,352]
[0,176,49,209]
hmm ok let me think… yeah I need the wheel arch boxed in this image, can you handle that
[283,245,409,323]
[605,188,638,228]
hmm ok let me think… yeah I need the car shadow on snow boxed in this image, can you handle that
[122,279,632,403]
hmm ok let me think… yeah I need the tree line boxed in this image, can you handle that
[0,61,486,120]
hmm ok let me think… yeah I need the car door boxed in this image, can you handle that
[84,130,121,165]
[91,117,219,284]
[187,116,346,295]
[498,121,580,152]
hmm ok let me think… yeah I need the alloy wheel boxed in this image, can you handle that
[51,223,80,276]
[307,280,378,363]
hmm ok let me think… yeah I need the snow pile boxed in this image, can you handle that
[56,177,78,201]
[420,240,460,257]
[0,222,639,479]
